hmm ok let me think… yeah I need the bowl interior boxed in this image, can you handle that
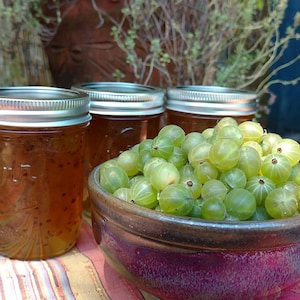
[89,164,300,251]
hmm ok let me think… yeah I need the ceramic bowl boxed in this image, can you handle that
[88,164,300,300]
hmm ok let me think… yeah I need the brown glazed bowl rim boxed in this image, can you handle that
[89,164,300,251]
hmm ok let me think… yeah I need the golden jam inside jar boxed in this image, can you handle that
[0,86,90,260]
[165,86,257,133]
[164,110,255,134]
[88,114,163,167]
[0,125,87,259]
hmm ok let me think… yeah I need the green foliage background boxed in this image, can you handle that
[0,0,52,86]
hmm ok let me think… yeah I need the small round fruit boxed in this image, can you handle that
[159,184,194,216]
[272,138,300,167]
[215,125,243,146]
[224,188,256,220]
[247,206,271,221]
[136,150,152,171]
[265,188,298,219]
[129,175,144,187]
[117,150,140,176]
[113,187,132,202]
[289,163,300,185]
[181,131,205,155]
[208,138,240,171]
[260,132,282,155]
[158,124,186,147]
[246,176,276,206]
[194,161,219,184]
[99,159,118,177]
[131,177,158,208]
[143,157,166,178]
[202,128,215,139]
[179,174,202,199]
[179,164,194,177]
[150,162,180,191]
[167,146,188,169]
[260,153,292,185]
[187,199,203,218]
[139,139,153,152]
[100,166,129,194]
[214,117,238,131]
[188,141,212,168]
[238,121,264,143]
[236,146,261,179]
[201,179,228,201]
[201,199,226,220]
[278,181,300,200]
[150,135,174,160]
[219,168,247,190]
[243,141,263,156]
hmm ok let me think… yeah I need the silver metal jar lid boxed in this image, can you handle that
[0,86,91,127]
[72,82,165,116]
[166,85,257,116]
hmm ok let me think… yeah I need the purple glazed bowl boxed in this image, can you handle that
[88,164,300,300]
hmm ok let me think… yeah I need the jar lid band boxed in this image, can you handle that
[72,82,165,115]
[0,86,91,127]
[167,85,257,116]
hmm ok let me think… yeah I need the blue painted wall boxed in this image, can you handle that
[267,1,300,138]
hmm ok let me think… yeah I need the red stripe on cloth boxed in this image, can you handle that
[28,260,58,299]
[0,258,23,299]
[13,260,41,299]
[76,220,145,300]
[28,259,75,300]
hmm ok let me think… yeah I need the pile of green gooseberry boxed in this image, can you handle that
[97,117,300,221]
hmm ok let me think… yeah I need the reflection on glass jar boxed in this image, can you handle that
[72,82,165,213]
[0,87,91,260]
[88,114,163,165]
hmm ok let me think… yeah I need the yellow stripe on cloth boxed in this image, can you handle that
[57,247,109,300]
[73,220,145,300]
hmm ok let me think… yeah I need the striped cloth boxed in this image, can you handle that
[1,218,300,300]
[0,219,156,300]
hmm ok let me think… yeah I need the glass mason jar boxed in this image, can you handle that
[165,86,257,133]
[72,82,165,212]
[0,86,91,260]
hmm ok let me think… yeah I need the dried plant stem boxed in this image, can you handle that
[106,0,300,98]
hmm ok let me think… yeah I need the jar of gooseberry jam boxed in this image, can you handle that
[165,86,257,133]
[72,82,165,212]
[0,86,91,260]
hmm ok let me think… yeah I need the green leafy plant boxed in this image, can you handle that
[0,0,54,85]
[104,0,300,118]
